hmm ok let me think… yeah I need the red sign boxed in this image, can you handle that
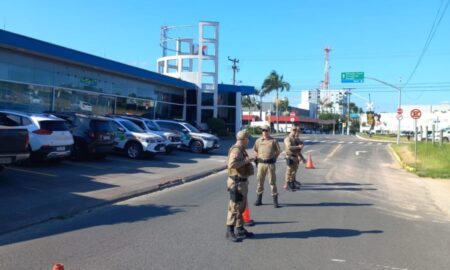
[410,109,422,119]
[397,108,403,115]
[289,112,296,117]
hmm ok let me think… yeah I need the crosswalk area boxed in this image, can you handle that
[302,139,388,146]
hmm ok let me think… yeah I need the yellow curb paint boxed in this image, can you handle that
[388,144,416,172]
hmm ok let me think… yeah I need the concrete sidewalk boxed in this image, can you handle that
[0,138,251,235]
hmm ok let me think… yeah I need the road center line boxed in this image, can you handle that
[324,144,342,162]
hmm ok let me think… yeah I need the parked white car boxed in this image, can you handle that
[113,115,182,153]
[154,120,220,153]
[109,117,166,159]
[0,110,74,160]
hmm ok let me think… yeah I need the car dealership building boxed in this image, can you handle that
[0,27,254,132]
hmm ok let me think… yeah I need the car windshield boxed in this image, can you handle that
[145,121,161,131]
[119,120,144,133]
[184,123,200,133]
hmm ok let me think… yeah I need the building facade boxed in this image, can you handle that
[0,29,253,132]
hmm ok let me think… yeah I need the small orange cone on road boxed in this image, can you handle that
[52,263,64,270]
[243,205,255,226]
[305,152,315,169]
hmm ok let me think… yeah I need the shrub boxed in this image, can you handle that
[246,126,262,135]
[206,118,228,137]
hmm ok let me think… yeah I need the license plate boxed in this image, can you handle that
[57,146,65,151]
[0,157,12,164]
[103,135,111,140]
[214,144,220,148]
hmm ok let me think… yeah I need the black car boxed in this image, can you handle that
[50,112,115,160]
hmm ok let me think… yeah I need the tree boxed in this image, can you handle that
[277,97,289,113]
[261,70,290,132]
[241,95,258,117]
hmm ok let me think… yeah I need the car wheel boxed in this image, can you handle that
[126,142,143,159]
[93,154,107,160]
[190,140,203,153]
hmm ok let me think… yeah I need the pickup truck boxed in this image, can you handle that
[0,126,30,171]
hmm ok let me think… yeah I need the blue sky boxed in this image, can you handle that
[1,0,449,112]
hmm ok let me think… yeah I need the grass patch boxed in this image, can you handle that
[359,133,411,142]
[392,143,450,179]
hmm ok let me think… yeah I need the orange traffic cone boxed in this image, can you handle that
[52,263,64,270]
[305,152,315,169]
[243,205,255,226]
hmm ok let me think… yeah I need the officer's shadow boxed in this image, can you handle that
[252,228,383,240]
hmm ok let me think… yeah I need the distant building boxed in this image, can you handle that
[360,102,450,133]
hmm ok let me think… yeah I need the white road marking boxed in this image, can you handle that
[331,259,346,263]
[355,150,367,156]
[6,167,57,177]
[320,140,327,143]
[348,141,354,144]
[358,142,364,144]
[338,141,345,144]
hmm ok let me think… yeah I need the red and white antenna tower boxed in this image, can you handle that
[323,47,331,90]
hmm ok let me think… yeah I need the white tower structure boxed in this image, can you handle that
[157,21,219,125]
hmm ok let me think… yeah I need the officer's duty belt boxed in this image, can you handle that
[232,176,248,182]
[256,158,276,164]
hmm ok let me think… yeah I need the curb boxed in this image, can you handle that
[356,133,395,143]
[388,144,416,173]
[0,165,227,236]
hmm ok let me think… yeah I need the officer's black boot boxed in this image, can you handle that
[294,179,302,188]
[288,181,297,191]
[273,195,280,208]
[254,194,262,206]
[236,226,254,238]
[226,225,239,242]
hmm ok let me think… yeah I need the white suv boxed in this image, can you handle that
[113,115,182,153]
[0,110,74,160]
[154,120,220,153]
[109,117,166,159]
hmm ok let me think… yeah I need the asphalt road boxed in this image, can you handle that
[0,135,449,270]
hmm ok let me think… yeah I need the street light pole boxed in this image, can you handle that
[365,76,402,145]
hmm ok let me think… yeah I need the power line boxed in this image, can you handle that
[405,0,450,86]
[227,56,240,85]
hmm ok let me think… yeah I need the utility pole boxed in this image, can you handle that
[228,56,239,85]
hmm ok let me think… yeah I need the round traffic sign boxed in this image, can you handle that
[396,114,403,120]
[290,117,295,122]
[410,109,422,119]
[397,107,403,115]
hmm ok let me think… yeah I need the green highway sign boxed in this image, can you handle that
[341,72,364,83]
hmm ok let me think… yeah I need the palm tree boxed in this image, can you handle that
[261,70,290,132]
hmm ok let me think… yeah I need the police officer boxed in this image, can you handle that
[284,126,304,191]
[253,125,281,208]
[226,130,255,242]
[294,129,306,187]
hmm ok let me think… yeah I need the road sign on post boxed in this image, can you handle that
[397,108,403,115]
[410,109,422,119]
[341,72,364,83]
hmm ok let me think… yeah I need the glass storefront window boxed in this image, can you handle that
[186,90,197,105]
[115,97,155,117]
[201,93,214,106]
[54,88,114,115]
[218,107,236,131]
[155,102,183,120]
[0,81,52,113]
[201,109,214,123]
[186,106,197,123]
[218,92,236,106]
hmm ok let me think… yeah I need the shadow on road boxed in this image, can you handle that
[0,204,184,246]
[299,187,378,191]
[302,182,374,186]
[253,228,383,239]
[283,202,373,207]
[255,221,299,225]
